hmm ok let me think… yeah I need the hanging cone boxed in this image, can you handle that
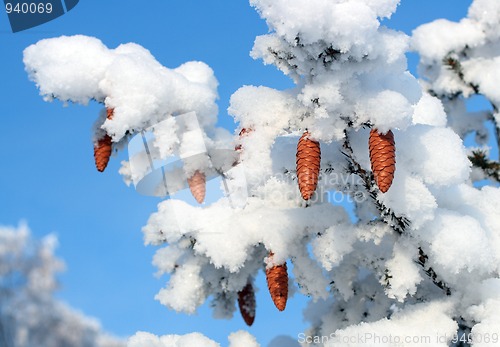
[266,253,288,311]
[296,131,321,200]
[93,108,114,172]
[187,170,206,204]
[237,282,256,326]
[368,129,396,193]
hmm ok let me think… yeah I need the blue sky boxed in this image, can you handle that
[0,1,477,346]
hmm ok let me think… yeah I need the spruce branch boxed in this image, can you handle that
[439,51,500,165]
[441,53,500,163]
[492,122,500,163]
[341,130,409,235]
[342,130,452,295]
[488,103,500,163]
[267,47,298,71]
[442,54,479,94]
[468,150,500,183]
[417,248,451,296]
[318,46,341,65]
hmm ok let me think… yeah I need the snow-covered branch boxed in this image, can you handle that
[413,0,500,171]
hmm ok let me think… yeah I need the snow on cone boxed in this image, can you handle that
[237,282,256,326]
[187,170,206,204]
[369,129,396,193]
[266,253,288,311]
[296,131,321,200]
[94,108,114,172]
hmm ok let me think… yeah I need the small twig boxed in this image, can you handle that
[468,150,500,183]
[443,54,500,163]
[417,248,451,295]
[454,317,473,347]
[443,55,480,94]
[489,103,500,163]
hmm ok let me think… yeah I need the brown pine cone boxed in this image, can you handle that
[266,253,288,311]
[237,282,256,326]
[93,108,114,172]
[187,170,206,204]
[369,129,396,193]
[106,108,114,120]
[94,136,112,172]
[296,131,321,200]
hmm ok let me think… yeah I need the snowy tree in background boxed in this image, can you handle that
[22,0,500,346]
[0,223,124,347]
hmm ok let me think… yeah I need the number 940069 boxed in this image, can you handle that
[6,2,53,14]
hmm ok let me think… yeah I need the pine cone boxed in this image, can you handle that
[93,108,114,172]
[369,129,396,193]
[266,253,288,311]
[296,131,321,200]
[106,108,114,120]
[187,170,206,204]
[237,282,256,326]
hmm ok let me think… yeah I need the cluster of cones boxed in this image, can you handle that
[236,252,288,326]
[296,129,396,199]
[95,117,395,325]
[234,126,396,325]
[235,130,289,325]
[234,126,397,201]
[93,108,207,204]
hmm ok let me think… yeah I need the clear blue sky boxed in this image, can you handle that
[0,1,476,346]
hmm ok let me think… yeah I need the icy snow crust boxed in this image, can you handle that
[22,0,500,346]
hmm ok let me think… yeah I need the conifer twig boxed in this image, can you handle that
[468,150,500,183]
[342,130,451,295]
